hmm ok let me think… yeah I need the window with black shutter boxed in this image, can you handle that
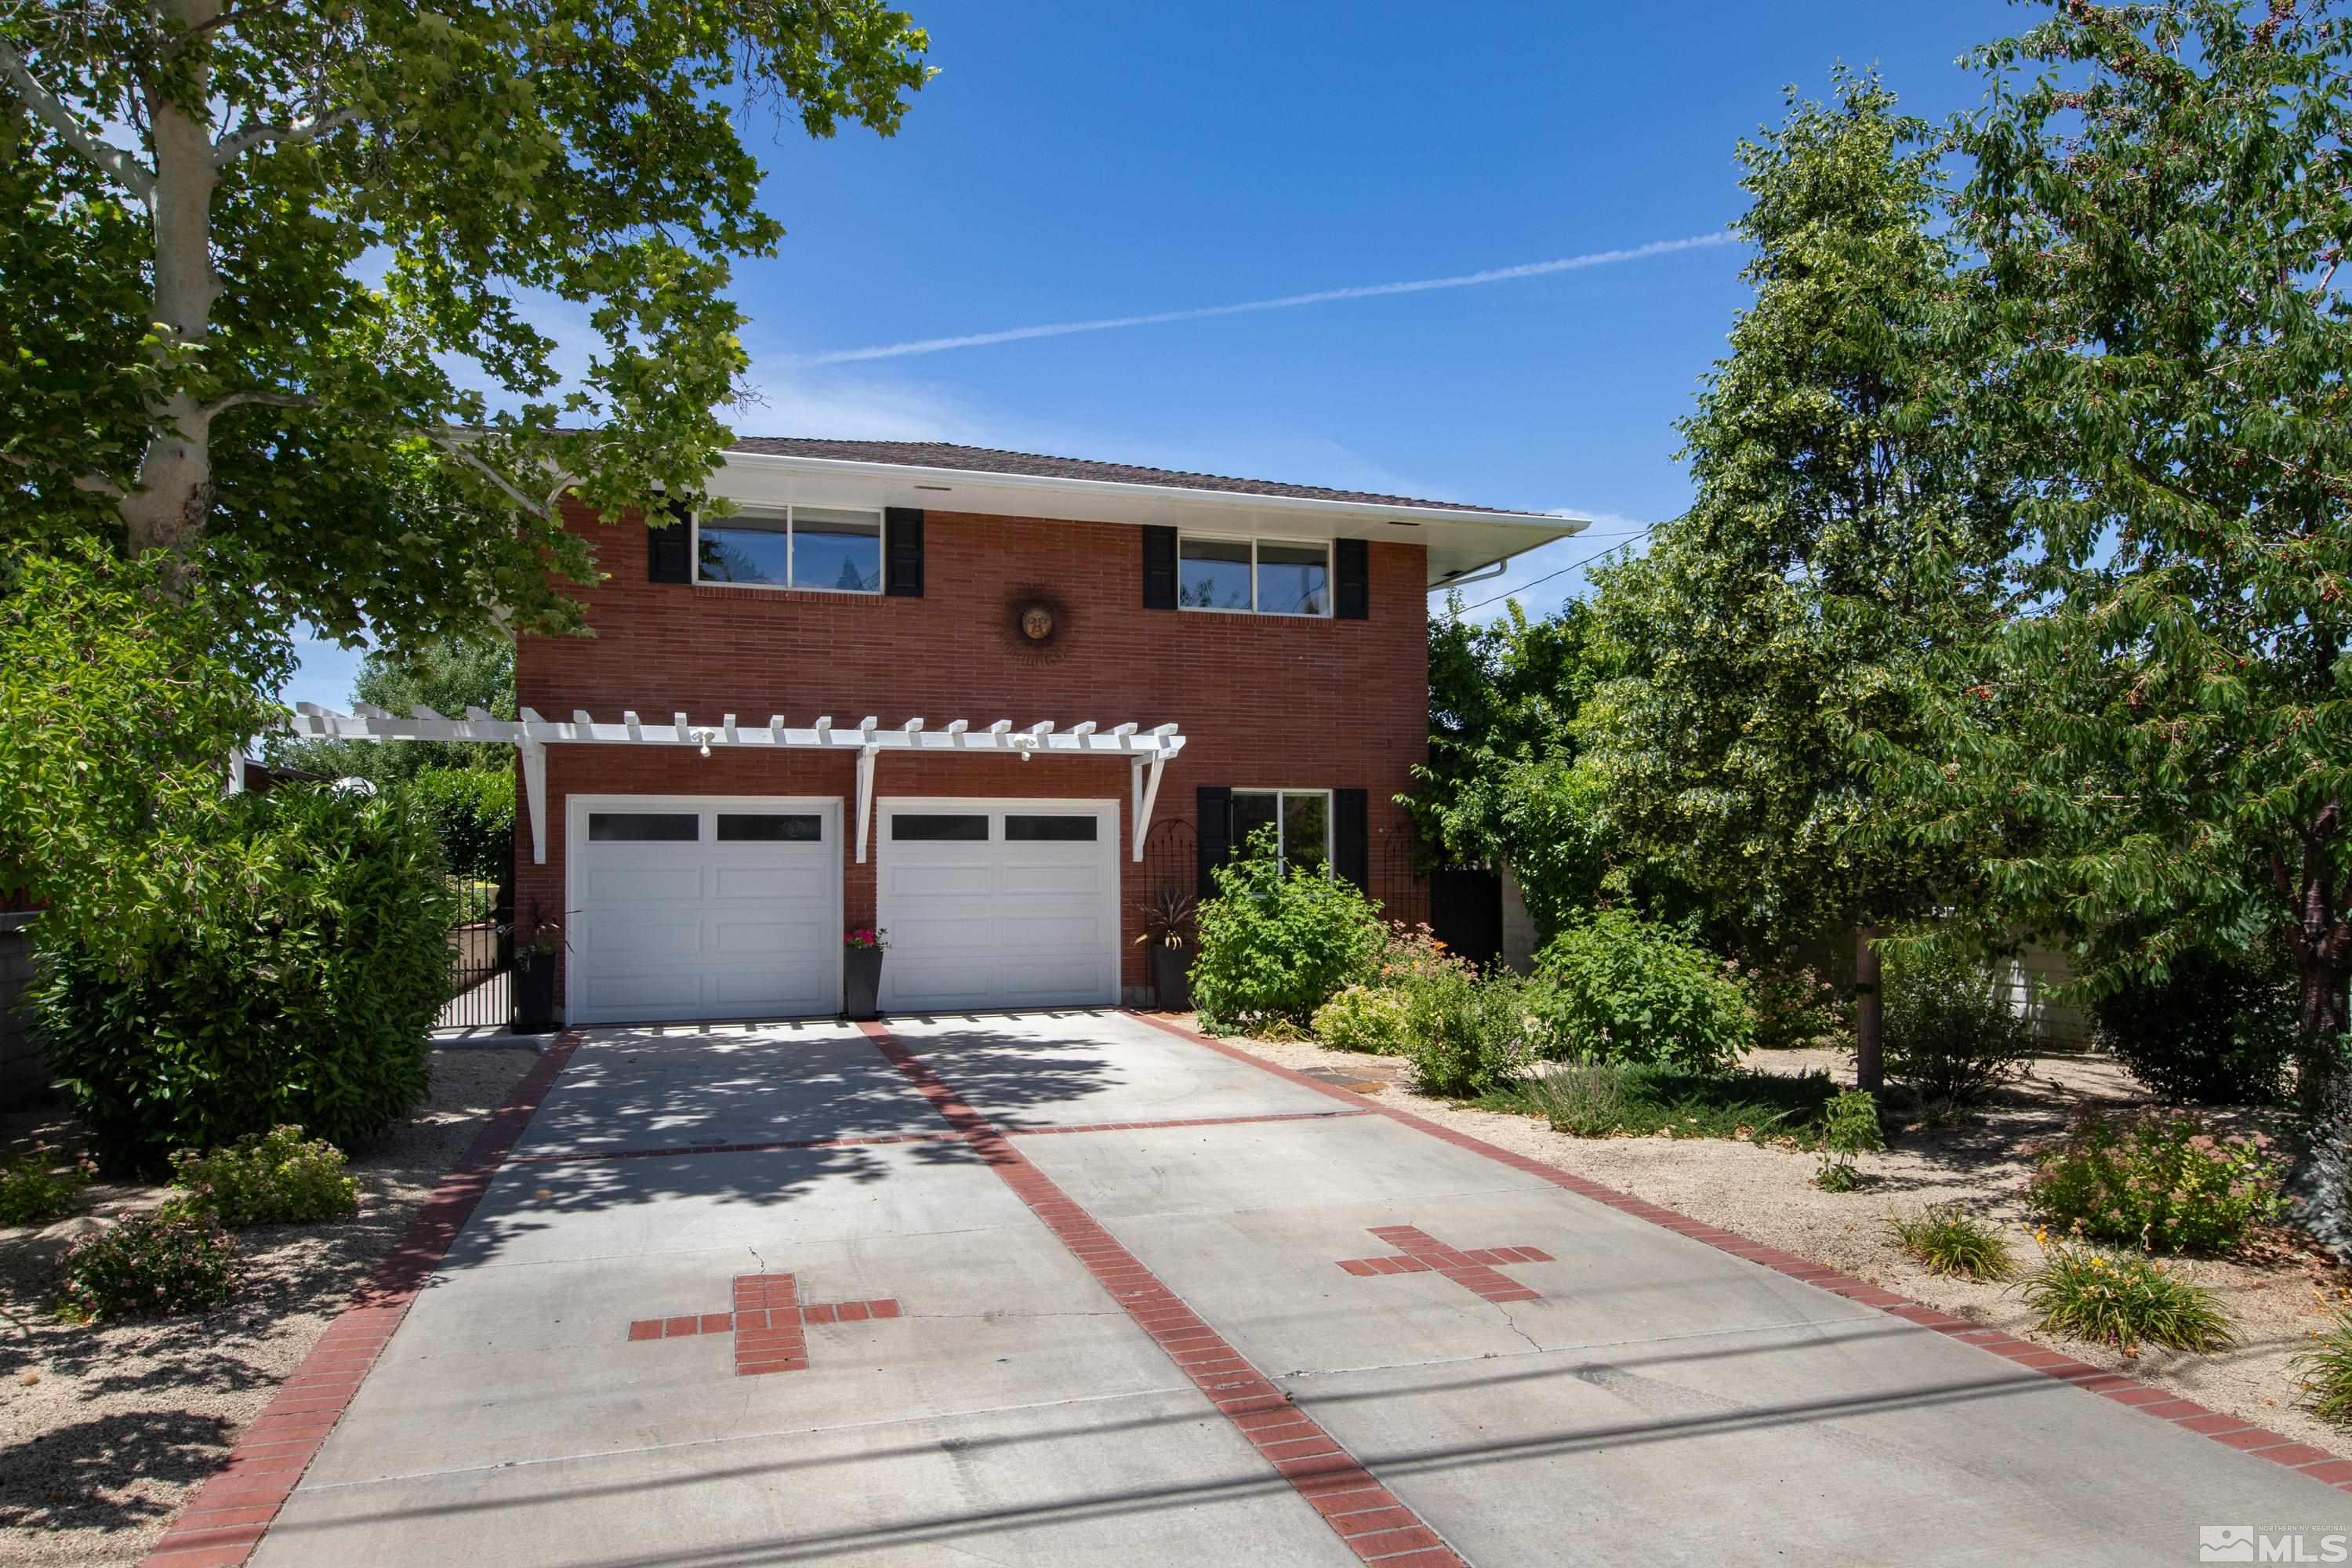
[884,507,924,597]
[1335,538,1369,620]
[646,501,692,583]
[1195,786,1231,899]
[1334,788,1370,890]
[1142,525,1178,610]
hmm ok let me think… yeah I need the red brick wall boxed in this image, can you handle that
[514,501,1431,1004]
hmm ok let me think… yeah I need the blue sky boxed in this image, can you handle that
[285,0,2025,710]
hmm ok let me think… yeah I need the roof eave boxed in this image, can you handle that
[713,448,1584,586]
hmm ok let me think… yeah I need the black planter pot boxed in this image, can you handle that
[1149,942,1192,1013]
[513,957,557,1034]
[844,946,884,1021]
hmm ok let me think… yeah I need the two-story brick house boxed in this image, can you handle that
[296,439,1574,1023]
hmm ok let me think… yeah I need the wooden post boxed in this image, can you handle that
[1854,925,1884,1094]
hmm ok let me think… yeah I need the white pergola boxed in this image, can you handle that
[285,704,1185,866]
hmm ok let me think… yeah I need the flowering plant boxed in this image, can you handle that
[845,927,889,951]
[59,1208,239,1320]
[2025,1108,2282,1254]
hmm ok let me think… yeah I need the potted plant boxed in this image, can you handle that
[844,927,888,1021]
[510,913,564,1034]
[1134,887,1196,1012]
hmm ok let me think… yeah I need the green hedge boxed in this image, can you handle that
[397,767,516,882]
[33,786,456,1174]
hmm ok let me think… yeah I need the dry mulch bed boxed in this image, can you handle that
[0,1047,538,1566]
[1209,1022,2352,1460]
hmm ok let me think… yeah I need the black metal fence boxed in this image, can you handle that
[437,877,513,1031]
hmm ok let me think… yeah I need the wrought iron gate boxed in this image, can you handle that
[437,877,514,1031]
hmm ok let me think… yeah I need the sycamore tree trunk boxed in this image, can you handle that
[118,0,224,567]
[1853,925,1884,1094]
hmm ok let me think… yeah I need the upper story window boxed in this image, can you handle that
[1178,535,1331,617]
[695,506,884,593]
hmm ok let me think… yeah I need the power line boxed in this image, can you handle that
[1448,521,1663,615]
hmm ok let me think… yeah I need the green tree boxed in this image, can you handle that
[1868,1,2352,1105]
[1581,71,2014,1090]
[1,1,929,644]
[0,543,288,950]
[1406,597,1625,937]
[269,637,514,782]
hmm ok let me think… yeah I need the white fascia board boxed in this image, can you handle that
[707,450,1586,586]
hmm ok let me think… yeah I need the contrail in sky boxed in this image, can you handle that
[790,231,1738,365]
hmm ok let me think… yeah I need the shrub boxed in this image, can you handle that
[58,1210,240,1320]
[1405,970,1541,1098]
[1312,985,1416,1054]
[2026,1109,2285,1254]
[33,785,456,1174]
[2294,1309,2352,1428]
[1889,1205,2016,1279]
[171,1126,359,1228]
[1814,1089,1885,1191]
[0,1150,95,1225]
[1532,910,1754,1072]
[1519,1059,1836,1142]
[1748,953,1852,1052]
[2019,1242,2234,1356]
[1191,828,1385,1033]
[1882,948,2032,1104]
[398,768,517,883]
[2092,949,2296,1106]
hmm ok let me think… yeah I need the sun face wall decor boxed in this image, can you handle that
[1002,586,1073,662]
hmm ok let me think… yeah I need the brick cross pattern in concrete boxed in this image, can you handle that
[624,1271,902,1376]
[1334,1225,1554,1304]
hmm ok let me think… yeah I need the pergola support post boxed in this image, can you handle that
[1131,751,1167,862]
[855,744,879,865]
[520,737,549,866]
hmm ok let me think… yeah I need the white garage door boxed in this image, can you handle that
[567,796,842,1025]
[876,798,1120,1012]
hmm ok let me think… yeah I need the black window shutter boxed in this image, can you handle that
[1335,538,1369,619]
[1196,786,1232,900]
[1142,525,1178,610]
[647,501,692,583]
[884,507,925,597]
[1334,789,1370,891]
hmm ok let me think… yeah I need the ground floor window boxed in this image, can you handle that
[1231,789,1330,875]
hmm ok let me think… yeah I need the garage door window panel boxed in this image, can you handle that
[892,814,991,841]
[1005,815,1098,842]
[588,812,701,842]
[717,813,824,842]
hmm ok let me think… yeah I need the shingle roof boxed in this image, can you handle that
[722,437,1544,517]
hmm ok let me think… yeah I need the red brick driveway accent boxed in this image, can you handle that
[859,1021,1468,1568]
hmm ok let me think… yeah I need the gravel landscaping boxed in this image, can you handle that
[0,1046,539,1566]
[1203,1021,2352,1460]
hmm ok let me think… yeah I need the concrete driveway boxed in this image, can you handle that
[238,1011,2352,1566]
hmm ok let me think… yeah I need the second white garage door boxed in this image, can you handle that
[876,798,1120,1012]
